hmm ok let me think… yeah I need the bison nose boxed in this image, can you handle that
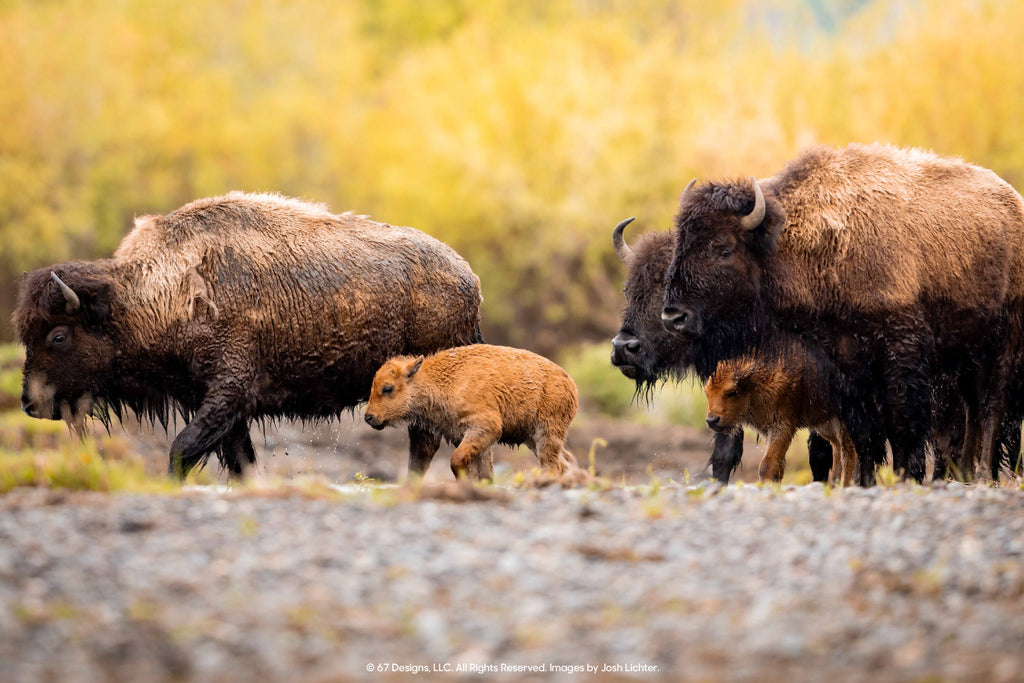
[20,390,36,417]
[661,305,701,336]
[611,333,642,362]
[706,415,721,430]
[364,413,374,425]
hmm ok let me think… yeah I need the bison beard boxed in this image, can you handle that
[15,192,484,478]
[662,144,1024,484]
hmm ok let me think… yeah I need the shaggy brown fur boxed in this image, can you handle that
[610,221,751,482]
[364,344,582,481]
[705,356,857,485]
[610,219,838,483]
[664,143,1024,484]
[15,192,483,477]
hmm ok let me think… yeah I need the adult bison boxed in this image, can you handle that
[15,192,483,477]
[661,144,1024,484]
[610,218,834,482]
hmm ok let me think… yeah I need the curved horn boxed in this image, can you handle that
[739,177,765,231]
[678,178,697,208]
[50,271,81,313]
[612,217,636,262]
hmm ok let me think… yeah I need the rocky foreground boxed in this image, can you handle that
[0,482,1022,682]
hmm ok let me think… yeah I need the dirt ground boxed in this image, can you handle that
[118,412,774,485]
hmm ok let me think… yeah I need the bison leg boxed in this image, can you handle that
[807,430,833,483]
[758,427,795,482]
[839,383,887,487]
[168,385,249,479]
[709,429,744,483]
[219,421,257,478]
[957,389,984,480]
[451,425,499,480]
[882,370,931,483]
[536,426,572,474]
[407,424,442,476]
[996,416,1022,478]
[975,350,1013,481]
[878,319,934,482]
[840,429,858,487]
[465,448,495,481]
[931,386,966,481]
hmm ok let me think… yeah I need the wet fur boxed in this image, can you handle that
[15,192,483,476]
[610,227,838,482]
[665,144,1024,484]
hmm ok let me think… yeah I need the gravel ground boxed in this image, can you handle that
[0,482,1022,682]
[120,413,723,485]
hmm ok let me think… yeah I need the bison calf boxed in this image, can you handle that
[364,345,581,480]
[704,354,857,485]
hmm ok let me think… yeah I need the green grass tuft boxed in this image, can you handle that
[0,440,177,494]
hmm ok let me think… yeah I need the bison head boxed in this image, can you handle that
[14,263,119,429]
[703,358,756,435]
[364,355,425,430]
[661,178,784,376]
[611,219,694,393]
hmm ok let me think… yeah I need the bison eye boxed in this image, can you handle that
[381,385,394,396]
[725,389,739,399]
[719,248,734,259]
[46,326,71,349]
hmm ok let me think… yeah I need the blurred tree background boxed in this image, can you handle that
[1,0,1023,355]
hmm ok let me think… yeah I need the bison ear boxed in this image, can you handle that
[86,286,112,325]
[76,280,113,327]
[734,362,757,387]
[740,185,784,257]
[406,356,425,379]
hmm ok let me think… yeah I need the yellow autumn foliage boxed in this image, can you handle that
[1,0,1022,353]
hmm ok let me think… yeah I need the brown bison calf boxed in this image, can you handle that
[704,355,857,485]
[364,344,580,480]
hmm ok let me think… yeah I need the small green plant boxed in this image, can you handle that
[686,486,706,499]
[641,494,665,519]
[587,437,606,477]
[648,470,661,494]
[875,465,899,488]
[352,471,378,489]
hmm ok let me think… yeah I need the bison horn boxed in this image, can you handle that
[740,177,765,231]
[50,271,81,313]
[678,178,697,209]
[612,217,636,262]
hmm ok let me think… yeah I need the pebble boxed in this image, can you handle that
[0,484,1021,681]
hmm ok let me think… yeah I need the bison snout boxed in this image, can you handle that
[610,333,642,374]
[364,413,386,430]
[20,390,36,418]
[611,334,641,355]
[661,305,701,337]
[705,414,722,430]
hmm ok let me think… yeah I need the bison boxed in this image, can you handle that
[661,143,1024,484]
[704,353,857,485]
[610,218,834,483]
[363,344,583,481]
[15,192,483,477]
